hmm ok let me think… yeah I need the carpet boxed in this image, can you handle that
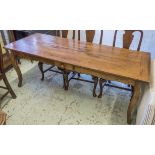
[0,60,133,124]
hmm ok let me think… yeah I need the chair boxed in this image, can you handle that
[7,30,21,64]
[38,30,77,89]
[1,30,16,47]
[98,30,144,98]
[113,30,143,50]
[0,110,7,125]
[68,30,100,97]
[0,30,22,87]
[0,43,16,102]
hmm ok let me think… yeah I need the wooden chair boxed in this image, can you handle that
[0,110,7,125]
[57,30,98,97]
[38,30,77,89]
[68,30,100,96]
[0,30,22,87]
[98,30,144,98]
[113,30,143,50]
[1,30,16,47]
[0,43,16,102]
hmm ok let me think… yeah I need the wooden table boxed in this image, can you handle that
[4,33,151,124]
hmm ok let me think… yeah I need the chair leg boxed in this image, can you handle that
[17,57,21,64]
[63,70,69,90]
[92,76,98,97]
[2,73,16,99]
[0,111,7,125]
[98,78,106,98]
[3,121,6,125]
[78,73,80,78]
[38,62,44,81]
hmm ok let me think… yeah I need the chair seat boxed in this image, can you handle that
[0,111,7,125]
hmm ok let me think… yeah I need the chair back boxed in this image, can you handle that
[86,30,95,43]
[0,30,16,56]
[0,31,7,54]
[56,30,80,40]
[0,44,3,73]
[7,30,16,43]
[86,30,103,44]
[113,30,143,51]
[56,30,68,38]
[56,30,95,43]
[99,30,104,44]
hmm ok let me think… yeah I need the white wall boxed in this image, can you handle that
[68,30,155,59]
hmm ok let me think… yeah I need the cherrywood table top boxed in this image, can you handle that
[4,33,151,83]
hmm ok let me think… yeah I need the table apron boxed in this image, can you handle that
[14,51,137,86]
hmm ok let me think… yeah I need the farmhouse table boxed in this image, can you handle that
[4,33,151,124]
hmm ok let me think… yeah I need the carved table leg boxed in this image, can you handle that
[63,70,69,90]
[127,82,141,124]
[38,62,44,81]
[10,52,22,87]
[98,78,106,98]
[92,76,98,97]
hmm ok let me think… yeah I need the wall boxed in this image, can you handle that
[68,30,155,59]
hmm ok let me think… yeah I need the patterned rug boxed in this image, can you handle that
[0,61,134,124]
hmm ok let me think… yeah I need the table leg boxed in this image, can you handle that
[10,52,23,87]
[127,82,141,124]
[98,78,106,98]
